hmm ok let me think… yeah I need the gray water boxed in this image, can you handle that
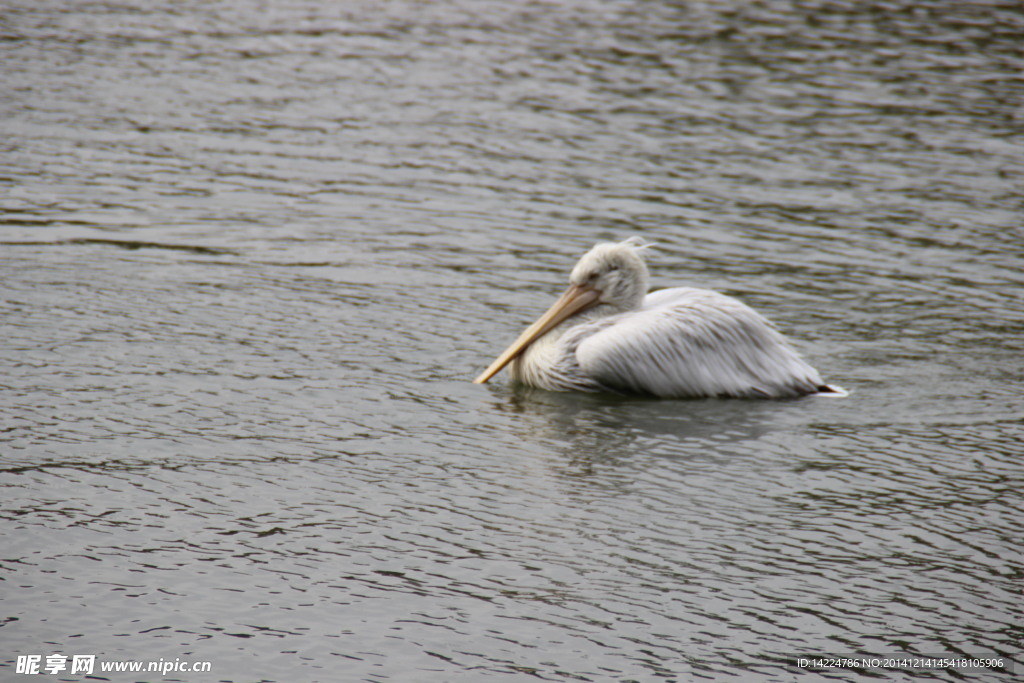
[2,1,1022,681]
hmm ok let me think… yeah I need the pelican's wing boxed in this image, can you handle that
[571,288,825,398]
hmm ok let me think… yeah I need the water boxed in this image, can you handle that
[2,0,1022,681]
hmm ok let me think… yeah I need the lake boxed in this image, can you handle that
[2,0,1022,681]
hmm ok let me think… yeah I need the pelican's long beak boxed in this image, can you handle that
[474,284,600,384]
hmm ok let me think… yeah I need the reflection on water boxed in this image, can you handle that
[498,385,785,469]
[2,0,1022,681]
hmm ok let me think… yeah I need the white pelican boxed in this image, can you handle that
[474,237,842,398]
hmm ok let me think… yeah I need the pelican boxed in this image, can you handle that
[474,237,842,398]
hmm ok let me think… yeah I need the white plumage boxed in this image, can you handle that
[474,238,842,399]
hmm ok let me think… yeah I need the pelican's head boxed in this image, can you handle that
[474,237,653,384]
[569,237,651,312]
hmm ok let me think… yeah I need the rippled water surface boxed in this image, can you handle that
[2,1,1023,681]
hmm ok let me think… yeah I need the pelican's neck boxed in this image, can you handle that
[508,301,630,391]
[579,301,631,321]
